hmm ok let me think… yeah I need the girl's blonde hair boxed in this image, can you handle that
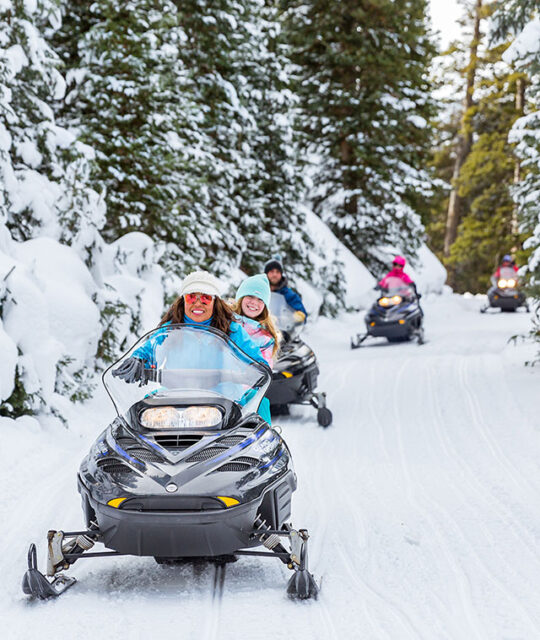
[229,298,281,357]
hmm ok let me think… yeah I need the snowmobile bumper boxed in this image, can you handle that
[365,318,412,339]
[488,291,524,310]
[78,473,295,558]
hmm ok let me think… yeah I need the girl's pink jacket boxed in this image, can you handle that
[379,268,414,289]
[234,315,275,367]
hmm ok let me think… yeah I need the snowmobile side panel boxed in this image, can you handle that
[265,361,319,407]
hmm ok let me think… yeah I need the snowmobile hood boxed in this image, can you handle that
[79,415,292,509]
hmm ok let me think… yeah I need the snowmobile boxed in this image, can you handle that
[480,266,529,313]
[265,294,332,428]
[351,277,424,348]
[22,325,318,601]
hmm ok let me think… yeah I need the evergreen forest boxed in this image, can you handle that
[1,0,540,418]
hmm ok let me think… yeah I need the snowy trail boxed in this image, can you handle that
[3,293,540,639]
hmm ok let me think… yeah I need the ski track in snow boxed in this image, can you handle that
[3,293,540,639]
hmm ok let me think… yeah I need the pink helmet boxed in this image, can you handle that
[392,255,406,267]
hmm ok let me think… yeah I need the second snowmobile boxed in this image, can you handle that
[265,294,332,427]
[22,324,318,601]
[351,277,424,347]
[480,266,529,313]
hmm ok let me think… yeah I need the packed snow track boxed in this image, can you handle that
[2,293,539,639]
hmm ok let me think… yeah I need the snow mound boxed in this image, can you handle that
[301,208,376,310]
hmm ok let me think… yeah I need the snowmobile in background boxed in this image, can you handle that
[351,277,425,348]
[265,294,332,428]
[480,266,529,313]
[23,325,318,601]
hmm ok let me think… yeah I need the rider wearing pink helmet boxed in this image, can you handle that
[378,255,414,289]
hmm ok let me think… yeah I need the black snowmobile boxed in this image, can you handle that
[23,325,318,600]
[265,294,332,428]
[480,266,529,313]
[351,277,424,348]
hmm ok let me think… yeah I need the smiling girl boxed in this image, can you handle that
[229,274,280,368]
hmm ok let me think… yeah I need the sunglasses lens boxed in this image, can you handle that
[184,293,213,304]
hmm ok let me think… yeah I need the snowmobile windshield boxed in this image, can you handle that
[496,266,518,289]
[269,292,301,335]
[103,324,271,420]
[499,267,517,280]
[381,276,414,298]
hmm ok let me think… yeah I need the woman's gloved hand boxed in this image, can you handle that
[293,310,306,324]
[112,357,147,385]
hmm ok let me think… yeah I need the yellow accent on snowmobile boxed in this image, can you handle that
[107,498,128,508]
[217,496,240,508]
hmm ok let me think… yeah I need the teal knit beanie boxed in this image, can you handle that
[235,274,271,307]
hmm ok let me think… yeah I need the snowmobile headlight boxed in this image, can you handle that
[379,297,390,307]
[140,406,222,429]
[141,406,180,429]
[507,278,516,288]
[498,279,508,288]
[182,406,222,428]
[390,295,402,305]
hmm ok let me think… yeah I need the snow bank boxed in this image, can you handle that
[0,222,166,417]
[408,244,447,295]
[101,232,166,335]
[300,208,376,310]
[290,210,447,316]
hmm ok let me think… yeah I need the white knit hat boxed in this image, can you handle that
[179,270,223,297]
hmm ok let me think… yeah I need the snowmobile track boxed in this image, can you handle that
[201,563,226,640]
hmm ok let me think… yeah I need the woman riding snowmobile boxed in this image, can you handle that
[351,256,424,347]
[113,270,267,382]
[23,320,319,600]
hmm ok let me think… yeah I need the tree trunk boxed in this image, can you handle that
[512,76,525,240]
[443,0,483,262]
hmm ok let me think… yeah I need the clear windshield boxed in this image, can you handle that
[269,292,299,334]
[103,324,271,418]
[499,266,517,280]
[380,276,414,298]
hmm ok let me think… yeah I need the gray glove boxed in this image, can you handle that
[112,357,147,386]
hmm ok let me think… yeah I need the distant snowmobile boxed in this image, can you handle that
[265,294,332,427]
[351,277,424,348]
[480,266,529,313]
[22,325,318,601]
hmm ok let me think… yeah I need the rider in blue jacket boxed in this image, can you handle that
[264,258,307,323]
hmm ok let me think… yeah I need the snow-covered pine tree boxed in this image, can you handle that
[53,1,205,261]
[0,0,107,416]
[282,0,437,274]
[493,0,540,360]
